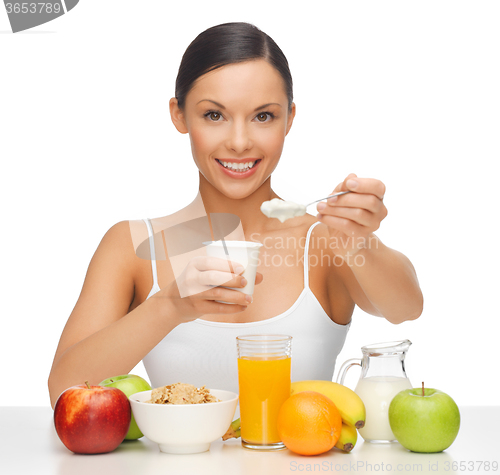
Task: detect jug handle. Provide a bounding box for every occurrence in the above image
[336,358,362,385]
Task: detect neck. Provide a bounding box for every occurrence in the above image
[197,173,279,235]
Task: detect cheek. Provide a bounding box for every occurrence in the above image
[189,127,218,156]
[258,129,286,156]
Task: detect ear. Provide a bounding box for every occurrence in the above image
[169,97,189,134]
[285,102,296,136]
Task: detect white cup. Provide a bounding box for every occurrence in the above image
[203,240,263,302]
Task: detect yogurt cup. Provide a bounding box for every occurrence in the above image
[203,240,263,301]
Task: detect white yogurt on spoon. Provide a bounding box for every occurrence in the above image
[260,198,307,223]
[261,191,352,224]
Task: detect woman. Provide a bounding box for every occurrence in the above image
[48,22,423,408]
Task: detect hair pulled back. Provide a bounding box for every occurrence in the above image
[175,22,293,112]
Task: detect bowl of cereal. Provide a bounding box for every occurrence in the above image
[129,383,238,454]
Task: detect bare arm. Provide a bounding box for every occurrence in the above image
[48,221,257,408]
[334,236,423,324]
[319,174,423,324]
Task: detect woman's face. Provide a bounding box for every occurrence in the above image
[170,59,296,199]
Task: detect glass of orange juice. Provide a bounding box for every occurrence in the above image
[236,334,292,450]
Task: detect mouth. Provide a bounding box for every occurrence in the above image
[215,158,262,178]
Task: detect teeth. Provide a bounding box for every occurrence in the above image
[219,160,256,172]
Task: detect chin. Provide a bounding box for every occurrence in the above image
[201,171,264,201]
[217,183,258,201]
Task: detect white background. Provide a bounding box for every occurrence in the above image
[1,1,498,406]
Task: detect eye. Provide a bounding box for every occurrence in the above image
[255,112,274,122]
[204,111,223,121]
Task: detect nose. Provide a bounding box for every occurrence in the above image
[226,120,252,154]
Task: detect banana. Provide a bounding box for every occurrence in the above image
[335,422,357,452]
[222,418,241,440]
[290,380,366,429]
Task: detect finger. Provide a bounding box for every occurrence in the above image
[324,192,384,213]
[318,206,375,228]
[331,182,344,193]
[193,256,244,274]
[202,287,252,306]
[343,172,358,183]
[198,271,248,288]
[327,173,358,197]
[339,173,358,192]
[343,177,386,200]
[255,272,264,285]
[204,302,249,314]
[316,213,366,236]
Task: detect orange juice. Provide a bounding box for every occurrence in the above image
[237,356,291,445]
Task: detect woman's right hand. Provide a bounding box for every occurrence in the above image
[151,256,263,323]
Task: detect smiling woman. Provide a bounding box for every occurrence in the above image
[48,22,423,409]
[169,58,295,200]
[169,23,295,201]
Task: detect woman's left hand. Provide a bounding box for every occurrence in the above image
[316,173,388,259]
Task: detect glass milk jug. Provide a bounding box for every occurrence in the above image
[337,340,412,443]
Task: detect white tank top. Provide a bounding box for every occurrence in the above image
[141,219,351,394]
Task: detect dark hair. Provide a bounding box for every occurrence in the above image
[175,22,293,112]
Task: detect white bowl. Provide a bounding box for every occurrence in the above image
[129,389,238,454]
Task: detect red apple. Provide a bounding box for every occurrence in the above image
[54,381,131,454]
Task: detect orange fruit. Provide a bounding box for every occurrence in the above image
[277,391,342,456]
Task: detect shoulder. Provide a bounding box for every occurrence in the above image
[102,220,136,242]
[275,213,319,238]
[92,220,145,274]
[307,222,356,282]
[99,220,139,254]
[307,221,334,254]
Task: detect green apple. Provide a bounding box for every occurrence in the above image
[389,386,460,453]
[99,374,151,440]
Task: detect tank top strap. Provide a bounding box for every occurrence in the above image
[303,221,321,288]
[143,218,160,297]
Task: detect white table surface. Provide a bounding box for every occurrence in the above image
[2,407,499,475]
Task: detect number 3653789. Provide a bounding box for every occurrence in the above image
[444,461,498,471]
[5,3,62,14]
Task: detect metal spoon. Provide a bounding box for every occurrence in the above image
[305,190,352,207]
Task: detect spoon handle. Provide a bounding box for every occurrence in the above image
[306,190,352,207]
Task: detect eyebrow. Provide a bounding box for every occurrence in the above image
[196,99,282,111]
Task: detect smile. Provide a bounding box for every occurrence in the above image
[214,158,262,179]
[215,159,260,172]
